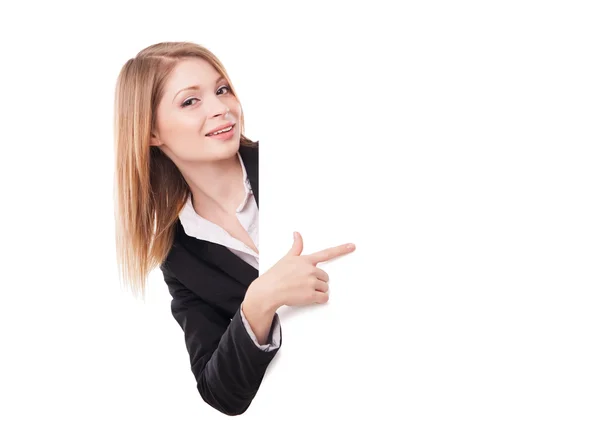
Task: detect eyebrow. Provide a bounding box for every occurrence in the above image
[172,76,227,103]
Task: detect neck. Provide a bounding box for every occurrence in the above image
[179,153,244,218]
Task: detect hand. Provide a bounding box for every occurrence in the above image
[246,231,356,311]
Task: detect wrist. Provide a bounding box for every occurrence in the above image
[241,290,278,347]
[244,285,279,316]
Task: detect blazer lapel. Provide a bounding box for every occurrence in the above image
[176,144,259,288]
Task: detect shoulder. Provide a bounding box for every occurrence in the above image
[160,219,192,276]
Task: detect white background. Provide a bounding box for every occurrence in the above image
[1,1,599,426]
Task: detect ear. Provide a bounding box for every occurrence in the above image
[150,132,162,147]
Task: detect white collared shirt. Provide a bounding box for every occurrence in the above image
[178,151,281,351]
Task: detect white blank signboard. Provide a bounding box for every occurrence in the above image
[1,1,598,427]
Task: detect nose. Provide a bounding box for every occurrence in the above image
[207,96,230,118]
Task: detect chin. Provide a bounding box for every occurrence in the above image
[215,137,240,156]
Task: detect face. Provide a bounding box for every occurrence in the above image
[150,58,242,163]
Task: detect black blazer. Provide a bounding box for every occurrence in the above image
[159,143,280,416]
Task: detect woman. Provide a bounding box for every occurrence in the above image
[113,41,356,416]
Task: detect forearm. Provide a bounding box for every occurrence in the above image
[193,308,280,416]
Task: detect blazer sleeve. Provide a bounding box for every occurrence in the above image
[161,265,281,416]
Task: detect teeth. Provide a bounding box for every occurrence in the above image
[209,125,233,136]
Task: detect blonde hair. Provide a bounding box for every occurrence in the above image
[113,41,257,299]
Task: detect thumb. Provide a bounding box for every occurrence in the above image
[286,231,303,257]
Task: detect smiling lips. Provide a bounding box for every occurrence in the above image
[206,123,235,136]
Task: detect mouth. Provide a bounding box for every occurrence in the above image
[205,123,236,137]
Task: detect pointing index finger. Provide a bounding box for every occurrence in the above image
[305,243,356,265]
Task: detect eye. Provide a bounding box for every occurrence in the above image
[181,97,199,108]
[216,85,231,96]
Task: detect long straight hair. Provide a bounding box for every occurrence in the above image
[113,42,257,299]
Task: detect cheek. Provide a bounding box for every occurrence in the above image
[165,114,206,140]
[225,99,241,117]
[162,117,209,159]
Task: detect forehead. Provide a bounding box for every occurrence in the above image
[164,58,223,93]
